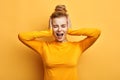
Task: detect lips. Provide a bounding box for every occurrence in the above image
[56,33,64,39]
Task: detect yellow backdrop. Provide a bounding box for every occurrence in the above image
[0,0,120,80]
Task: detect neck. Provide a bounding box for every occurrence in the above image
[55,39,68,43]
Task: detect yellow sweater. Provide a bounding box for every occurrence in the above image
[18,28,101,80]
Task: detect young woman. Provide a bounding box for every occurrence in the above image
[18,5,101,80]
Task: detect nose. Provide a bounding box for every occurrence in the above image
[58,27,62,31]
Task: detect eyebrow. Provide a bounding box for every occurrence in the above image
[53,24,66,26]
[61,23,66,25]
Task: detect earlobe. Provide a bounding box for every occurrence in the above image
[67,17,71,28]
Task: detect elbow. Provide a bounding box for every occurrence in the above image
[94,29,101,38]
[18,33,27,41]
[18,33,28,44]
[89,28,101,38]
[97,29,101,37]
[18,33,23,41]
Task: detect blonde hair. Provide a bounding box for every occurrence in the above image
[49,5,71,29]
[50,5,68,19]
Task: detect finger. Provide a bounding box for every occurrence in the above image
[48,18,52,30]
[67,17,72,28]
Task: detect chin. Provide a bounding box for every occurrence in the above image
[56,38,67,42]
[56,39,64,42]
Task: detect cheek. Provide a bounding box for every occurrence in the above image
[52,27,57,32]
[63,28,68,32]
[52,28,58,36]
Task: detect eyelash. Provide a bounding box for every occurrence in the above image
[53,25,58,28]
[53,25,66,28]
[61,25,66,28]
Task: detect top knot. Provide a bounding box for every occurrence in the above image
[50,5,68,19]
[55,5,67,13]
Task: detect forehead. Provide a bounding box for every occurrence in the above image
[52,17,67,25]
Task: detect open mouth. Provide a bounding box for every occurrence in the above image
[56,33,63,36]
[56,33,64,39]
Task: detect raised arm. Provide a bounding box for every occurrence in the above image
[18,30,52,54]
[68,28,101,52]
[18,30,52,41]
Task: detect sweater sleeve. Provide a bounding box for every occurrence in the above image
[18,30,52,55]
[68,28,101,53]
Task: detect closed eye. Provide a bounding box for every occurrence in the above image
[61,24,66,28]
[53,25,58,28]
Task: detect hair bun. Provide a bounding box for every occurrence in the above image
[55,5,67,13]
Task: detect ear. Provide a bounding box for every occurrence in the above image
[48,18,52,30]
[67,17,72,28]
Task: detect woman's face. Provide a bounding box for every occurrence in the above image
[52,16,68,42]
